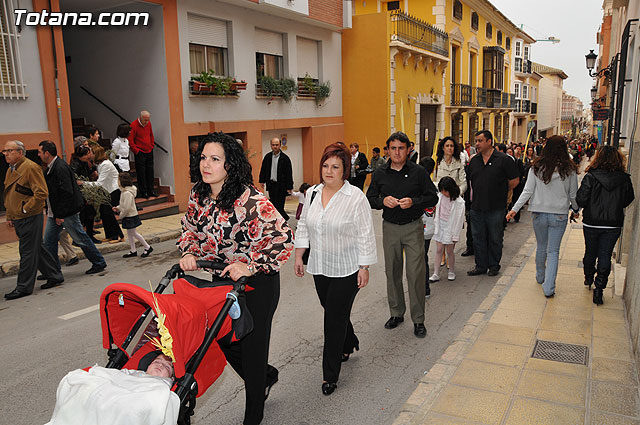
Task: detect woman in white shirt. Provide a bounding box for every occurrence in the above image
[111,123,131,172]
[86,145,124,242]
[294,143,377,396]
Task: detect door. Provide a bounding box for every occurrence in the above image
[420,105,437,159]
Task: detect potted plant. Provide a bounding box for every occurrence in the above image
[279,77,298,102]
[231,79,248,91]
[315,81,331,105]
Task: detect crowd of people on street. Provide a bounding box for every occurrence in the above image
[2,123,633,425]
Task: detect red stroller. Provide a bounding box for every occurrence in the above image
[99,261,252,425]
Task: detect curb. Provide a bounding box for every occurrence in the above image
[0,229,181,278]
[392,233,537,425]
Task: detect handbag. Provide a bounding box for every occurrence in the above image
[301,187,318,265]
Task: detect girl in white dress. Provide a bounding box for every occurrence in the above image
[429,177,465,282]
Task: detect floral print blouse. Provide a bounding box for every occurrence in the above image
[178,186,294,274]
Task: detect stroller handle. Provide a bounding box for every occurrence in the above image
[195,260,227,271]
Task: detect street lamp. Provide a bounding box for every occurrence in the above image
[585,50,597,74]
[590,86,598,101]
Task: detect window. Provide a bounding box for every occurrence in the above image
[515,41,522,57]
[523,45,530,60]
[453,0,462,21]
[506,37,511,50]
[0,0,27,99]
[482,47,504,90]
[522,84,529,100]
[297,37,319,79]
[471,12,478,31]
[497,31,502,46]
[255,29,284,79]
[387,1,400,10]
[469,52,476,85]
[514,82,521,98]
[188,15,229,76]
[486,23,492,39]
[451,45,458,84]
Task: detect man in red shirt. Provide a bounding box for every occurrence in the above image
[129,110,156,198]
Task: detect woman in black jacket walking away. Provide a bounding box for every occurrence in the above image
[576,146,634,305]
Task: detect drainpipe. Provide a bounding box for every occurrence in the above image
[49,0,65,160]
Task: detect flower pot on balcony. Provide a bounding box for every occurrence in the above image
[231,81,247,91]
[192,80,211,93]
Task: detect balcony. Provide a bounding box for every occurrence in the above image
[450,84,515,109]
[514,99,533,114]
[515,58,532,75]
[390,10,449,57]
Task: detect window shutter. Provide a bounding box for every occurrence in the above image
[296,37,318,78]
[255,28,283,56]
[188,14,227,48]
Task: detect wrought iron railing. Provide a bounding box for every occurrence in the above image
[514,99,532,113]
[390,10,449,57]
[450,83,472,106]
[450,85,516,109]
[515,58,532,74]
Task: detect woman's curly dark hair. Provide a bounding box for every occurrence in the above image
[531,135,577,184]
[190,132,253,211]
[436,136,461,164]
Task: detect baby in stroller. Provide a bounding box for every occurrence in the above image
[46,351,180,425]
[45,262,251,425]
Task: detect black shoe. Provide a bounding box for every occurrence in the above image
[90,237,102,245]
[149,191,158,198]
[123,251,137,258]
[584,275,594,289]
[4,289,31,300]
[141,246,154,258]
[36,275,47,281]
[593,288,604,305]
[467,267,487,276]
[136,192,147,199]
[414,323,427,338]
[40,277,64,290]
[321,382,337,396]
[384,316,404,329]
[136,206,143,211]
[66,257,79,266]
[545,292,555,298]
[91,230,100,235]
[264,373,278,401]
[487,267,500,276]
[461,249,474,257]
[86,265,106,275]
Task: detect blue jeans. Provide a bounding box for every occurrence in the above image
[532,212,568,296]
[470,209,505,271]
[582,226,621,289]
[44,213,107,270]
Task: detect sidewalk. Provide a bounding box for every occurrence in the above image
[394,223,640,425]
[0,213,184,277]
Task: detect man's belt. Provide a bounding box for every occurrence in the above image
[385,216,422,226]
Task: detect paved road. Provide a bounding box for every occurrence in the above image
[0,209,533,425]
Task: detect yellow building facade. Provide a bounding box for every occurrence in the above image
[343,0,533,159]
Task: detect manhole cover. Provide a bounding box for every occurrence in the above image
[531,339,588,365]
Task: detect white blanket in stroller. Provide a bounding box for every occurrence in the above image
[45,365,180,425]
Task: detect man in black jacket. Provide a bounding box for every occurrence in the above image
[38,141,107,275]
[367,132,438,338]
[259,137,293,220]
[348,143,369,190]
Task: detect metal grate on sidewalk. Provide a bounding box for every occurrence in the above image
[531,339,589,365]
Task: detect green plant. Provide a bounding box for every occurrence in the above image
[258,75,279,98]
[301,73,316,93]
[75,173,111,220]
[191,71,236,95]
[315,81,331,105]
[279,77,298,102]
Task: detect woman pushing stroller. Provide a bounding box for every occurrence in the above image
[178,132,294,425]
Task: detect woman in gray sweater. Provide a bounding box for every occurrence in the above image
[507,136,579,297]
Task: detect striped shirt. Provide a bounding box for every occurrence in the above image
[295,181,377,278]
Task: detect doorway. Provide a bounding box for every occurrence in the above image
[419,105,437,159]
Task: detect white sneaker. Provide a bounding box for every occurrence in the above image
[448,271,456,281]
[429,274,440,282]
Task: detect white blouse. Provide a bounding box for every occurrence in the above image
[295,181,377,278]
[86,160,120,194]
[111,137,130,171]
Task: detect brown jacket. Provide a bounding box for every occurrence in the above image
[3,156,48,220]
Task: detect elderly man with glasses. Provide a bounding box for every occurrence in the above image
[2,141,64,300]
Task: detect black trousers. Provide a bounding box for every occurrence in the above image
[583,226,621,289]
[80,203,96,236]
[13,213,62,293]
[424,239,432,295]
[217,272,280,425]
[100,190,123,240]
[134,150,155,196]
[313,272,360,383]
[268,183,289,220]
[465,207,473,252]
